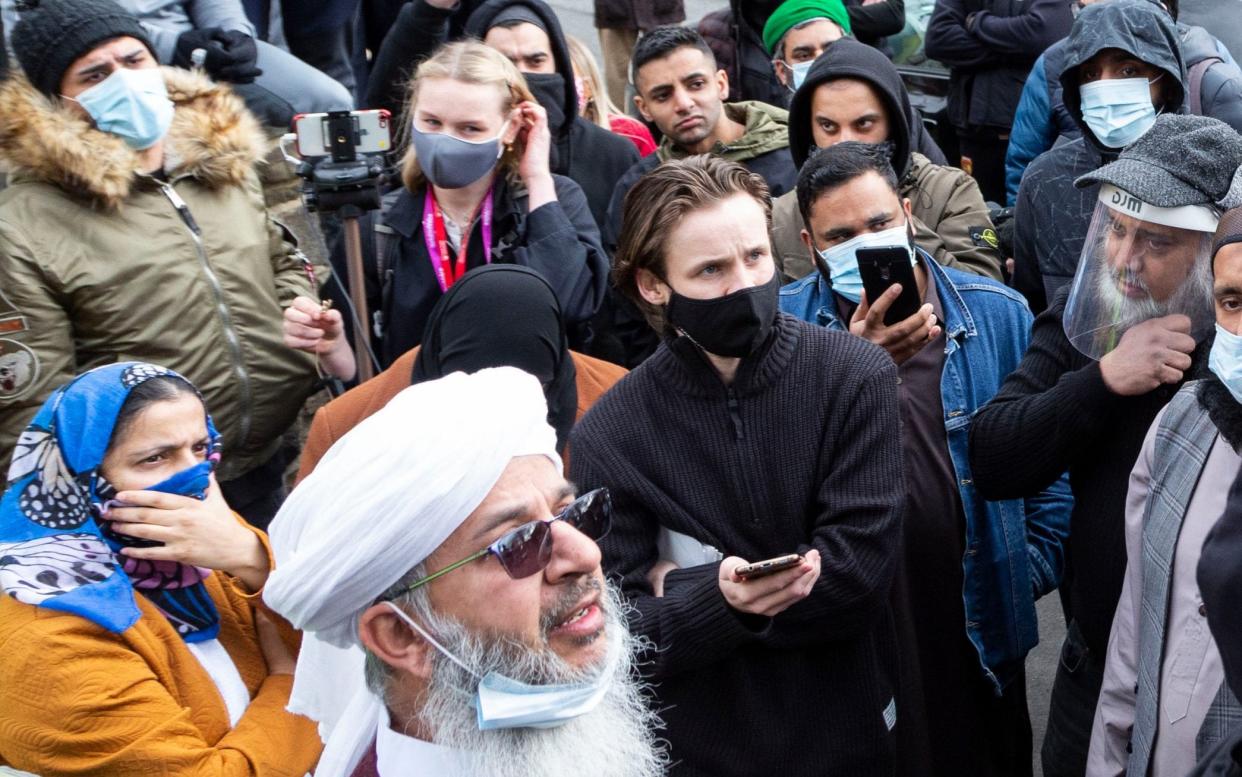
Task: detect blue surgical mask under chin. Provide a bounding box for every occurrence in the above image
[383,601,618,731]
[816,223,916,303]
[1210,323,1242,405]
[66,67,175,151]
[1079,76,1160,149]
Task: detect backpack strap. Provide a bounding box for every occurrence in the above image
[1189,56,1223,117]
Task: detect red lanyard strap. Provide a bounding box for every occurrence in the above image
[422,186,494,293]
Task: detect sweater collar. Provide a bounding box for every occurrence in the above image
[652,312,801,398]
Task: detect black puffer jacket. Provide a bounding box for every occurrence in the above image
[1012,0,1187,312]
[924,0,1071,131]
[364,0,639,231]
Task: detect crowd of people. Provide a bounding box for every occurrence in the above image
[3,0,1242,775]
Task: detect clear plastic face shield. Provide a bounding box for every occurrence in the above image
[1063,184,1218,359]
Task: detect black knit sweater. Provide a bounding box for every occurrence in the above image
[968,289,1182,656]
[569,313,907,776]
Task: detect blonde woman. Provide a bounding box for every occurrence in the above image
[567,35,657,156]
[339,41,608,367]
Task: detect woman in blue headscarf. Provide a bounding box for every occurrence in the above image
[0,363,321,775]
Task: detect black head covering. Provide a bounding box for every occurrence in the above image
[787,38,918,178]
[411,265,578,452]
[1059,0,1187,152]
[465,0,578,142]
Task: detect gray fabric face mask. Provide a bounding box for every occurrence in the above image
[411,125,504,189]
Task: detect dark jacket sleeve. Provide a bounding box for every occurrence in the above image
[924,0,1005,69]
[846,0,907,40]
[1006,58,1055,206]
[970,0,1072,57]
[365,0,453,117]
[1011,164,1048,313]
[968,293,1116,500]
[761,360,905,647]
[603,159,646,254]
[510,176,608,324]
[1200,59,1242,134]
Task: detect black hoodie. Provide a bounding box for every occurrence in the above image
[364,0,639,231]
[787,38,948,177]
[1012,0,1187,312]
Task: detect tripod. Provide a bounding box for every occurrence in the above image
[292,112,391,383]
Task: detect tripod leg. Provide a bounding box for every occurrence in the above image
[342,215,376,382]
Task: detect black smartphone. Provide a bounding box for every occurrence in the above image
[857,246,922,326]
[735,554,803,581]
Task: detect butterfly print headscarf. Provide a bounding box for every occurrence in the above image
[0,362,222,640]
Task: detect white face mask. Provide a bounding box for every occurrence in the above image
[384,602,618,730]
[816,222,915,303]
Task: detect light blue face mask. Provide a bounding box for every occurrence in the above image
[1210,323,1242,405]
[384,601,618,731]
[1079,76,1160,150]
[816,223,916,303]
[66,67,174,151]
[786,60,814,92]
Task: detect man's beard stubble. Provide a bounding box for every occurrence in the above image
[393,578,668,777]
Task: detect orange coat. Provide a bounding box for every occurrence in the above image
[0,530,322,776]
[296,348,627,482]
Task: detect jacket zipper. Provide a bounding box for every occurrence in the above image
[726,387,764,524]
[159,182,254,448]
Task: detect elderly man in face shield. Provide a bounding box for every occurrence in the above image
[970,113,1242,777]
[262,367,666,777]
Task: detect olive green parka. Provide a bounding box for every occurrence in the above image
[0,68,319,479]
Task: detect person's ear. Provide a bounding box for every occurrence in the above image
[800,227,816,254]
[502,108,522,146]
[902,197,914,221]
[634,93,653,123]
[716,68,730,101]
[773,59,790,87]
[358,603,435,682]
[636,267,671,307]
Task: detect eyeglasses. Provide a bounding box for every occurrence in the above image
[381,488,612,600]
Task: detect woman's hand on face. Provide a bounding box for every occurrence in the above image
[283,296,356,380]
[108,475,271,592]
[516,101,555,200]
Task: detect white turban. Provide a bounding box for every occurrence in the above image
[263,367,561,775]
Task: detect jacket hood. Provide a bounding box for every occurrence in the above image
[788,38,916,179]
[1059,0,1187,153]
[0,67,265,210]
[464,0,577,140]
[656,100,790,162]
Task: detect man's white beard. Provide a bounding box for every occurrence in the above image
[394,579,667,777]
[1092,260,1212,333]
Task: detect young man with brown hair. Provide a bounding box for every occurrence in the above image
[569,154,910,776]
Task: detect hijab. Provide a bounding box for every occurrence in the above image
[0,362,222,640]
[412,265,578,451]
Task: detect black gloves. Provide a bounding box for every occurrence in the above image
[173,27,263,84]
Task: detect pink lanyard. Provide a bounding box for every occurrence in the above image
[422,186,494,293]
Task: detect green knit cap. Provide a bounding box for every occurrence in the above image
[762,0,853,56]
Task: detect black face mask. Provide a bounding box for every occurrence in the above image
[524,72,568,134]
[665,270,780,358]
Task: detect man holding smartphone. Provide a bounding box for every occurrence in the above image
[569,155,909,776]
[780,141,1073,776]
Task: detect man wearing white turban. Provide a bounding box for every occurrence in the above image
[263,367,666,777]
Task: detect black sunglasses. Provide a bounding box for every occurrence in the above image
[382,488,612,599]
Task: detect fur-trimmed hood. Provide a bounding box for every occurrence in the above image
[0,67,265,209]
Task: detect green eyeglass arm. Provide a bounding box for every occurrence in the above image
[387,547,491,599]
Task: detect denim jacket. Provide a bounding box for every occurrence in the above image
[779,253,1073,692]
